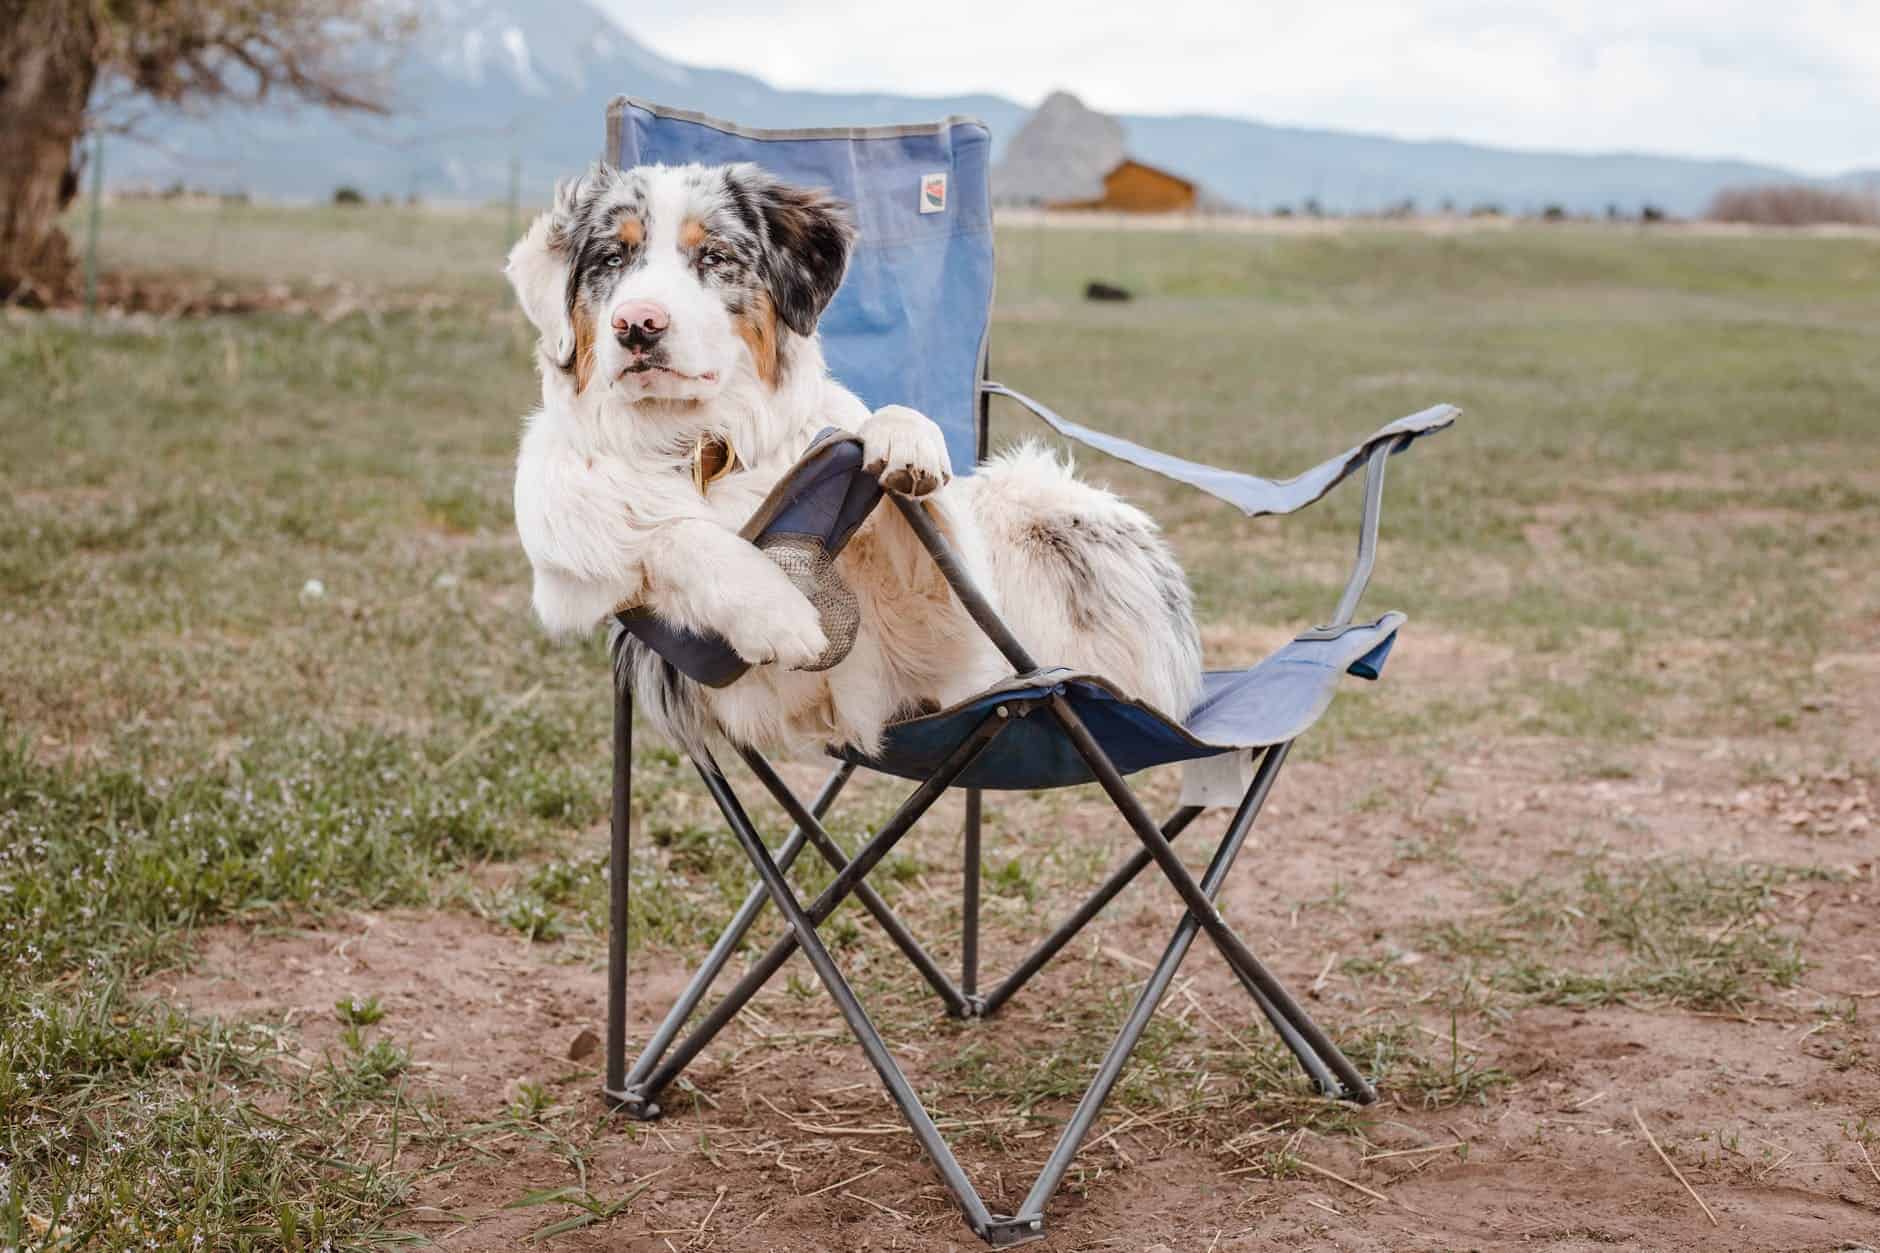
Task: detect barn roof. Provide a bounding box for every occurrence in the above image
[991,90,1125,204]
[1107,159,1196,192]
[992,91,1215,207]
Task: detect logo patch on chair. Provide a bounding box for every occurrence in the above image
[919,171,948,214]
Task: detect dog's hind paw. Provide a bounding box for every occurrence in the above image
[862,404,952,496]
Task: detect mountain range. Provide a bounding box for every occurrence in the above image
[105,0,1877,217]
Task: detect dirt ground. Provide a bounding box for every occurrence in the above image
[154,659,1880,1252]
[50,208,1868,1250]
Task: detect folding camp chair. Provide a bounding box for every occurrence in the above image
[597,96,1458,1246]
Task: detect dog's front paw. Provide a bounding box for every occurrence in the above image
[862,405,952,496]
[720,583,830,670]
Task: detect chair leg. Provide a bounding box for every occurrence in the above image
[604,670,633,1105]
[704,755,1004,1238]
[1007,744,1286,1215]
[605,673,1363,1242]
[612,762,855,1114]
[631,714,1006,1106]
[978,748,1340,1091]
[738,749,969,1017]
[980,805,1203,1016]
[1049,697,1377,1104]
[962,788,981,1003]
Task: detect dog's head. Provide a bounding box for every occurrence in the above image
[506,162,855,404]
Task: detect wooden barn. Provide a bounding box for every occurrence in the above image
[1048,159,1197,213]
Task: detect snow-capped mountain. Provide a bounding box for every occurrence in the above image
[103,0,1873,216]
[106,0,1022,205]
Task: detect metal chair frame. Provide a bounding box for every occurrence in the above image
[597,378,1412,1245]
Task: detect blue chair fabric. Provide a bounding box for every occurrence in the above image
[845,615,1402,790]
[609,98,995,475]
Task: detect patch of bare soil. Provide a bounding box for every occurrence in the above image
[150,660,1880,1250]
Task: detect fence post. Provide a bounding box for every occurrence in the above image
[503,153,523,310]
[506,153,521,247]
[83,131,103,322]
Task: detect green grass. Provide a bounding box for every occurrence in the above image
[89,197,520,298]
[4,201,1878,1243]
[989,222,1879,762]
[3,979,426,1250]
[1409,855,1822,1011]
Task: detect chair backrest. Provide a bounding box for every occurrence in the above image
[608,97,994,474]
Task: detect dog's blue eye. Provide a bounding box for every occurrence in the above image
[606,254,624,269]
[700,250,725,268]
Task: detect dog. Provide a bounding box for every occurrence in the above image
[506,160,1202,759]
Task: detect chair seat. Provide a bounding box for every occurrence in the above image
[841,613,1404,790]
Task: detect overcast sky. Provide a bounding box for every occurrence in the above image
[594,0,1880,175]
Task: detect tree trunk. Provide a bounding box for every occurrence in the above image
[0,7,98,304]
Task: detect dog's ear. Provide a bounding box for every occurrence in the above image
[505,168,593,370]
[731,165,856,338]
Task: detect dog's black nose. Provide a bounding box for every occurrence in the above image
[612,300,669,351]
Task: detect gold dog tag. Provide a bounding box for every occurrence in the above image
[692,433,739,495]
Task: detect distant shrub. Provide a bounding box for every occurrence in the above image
[1272,204,1294,217]
[332,185,366,206]
[1708,183,1877,226]
[1303,197,1325,218]
[1469,202,1503,218]
[1640,204,1667,224]
[1541,204,1567,222]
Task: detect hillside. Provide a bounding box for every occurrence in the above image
[101,0,1864,216]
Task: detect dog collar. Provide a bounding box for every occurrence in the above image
[692,433,740,495]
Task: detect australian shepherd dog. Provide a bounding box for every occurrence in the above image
[506,161,1202,758]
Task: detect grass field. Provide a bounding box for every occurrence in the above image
[2,199,1877,1250]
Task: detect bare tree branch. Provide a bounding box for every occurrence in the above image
[87,0,417,118]
[1,0,417,299]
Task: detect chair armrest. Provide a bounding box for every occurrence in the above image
[981,381,1457,519]
[1324,439,1397,629]
[612,430,883,688]
[982,383,1459,629]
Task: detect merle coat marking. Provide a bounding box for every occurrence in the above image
[507,162,1201,758]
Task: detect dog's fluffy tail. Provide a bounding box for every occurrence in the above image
[963,441,1203,716]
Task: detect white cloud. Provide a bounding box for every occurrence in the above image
[591,0,1880,173]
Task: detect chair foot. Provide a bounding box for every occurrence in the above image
[947,993,991,1021]
[1333,1076,1379,1105]
[981,1214,1047,1247]
[602,1084,663,1121]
